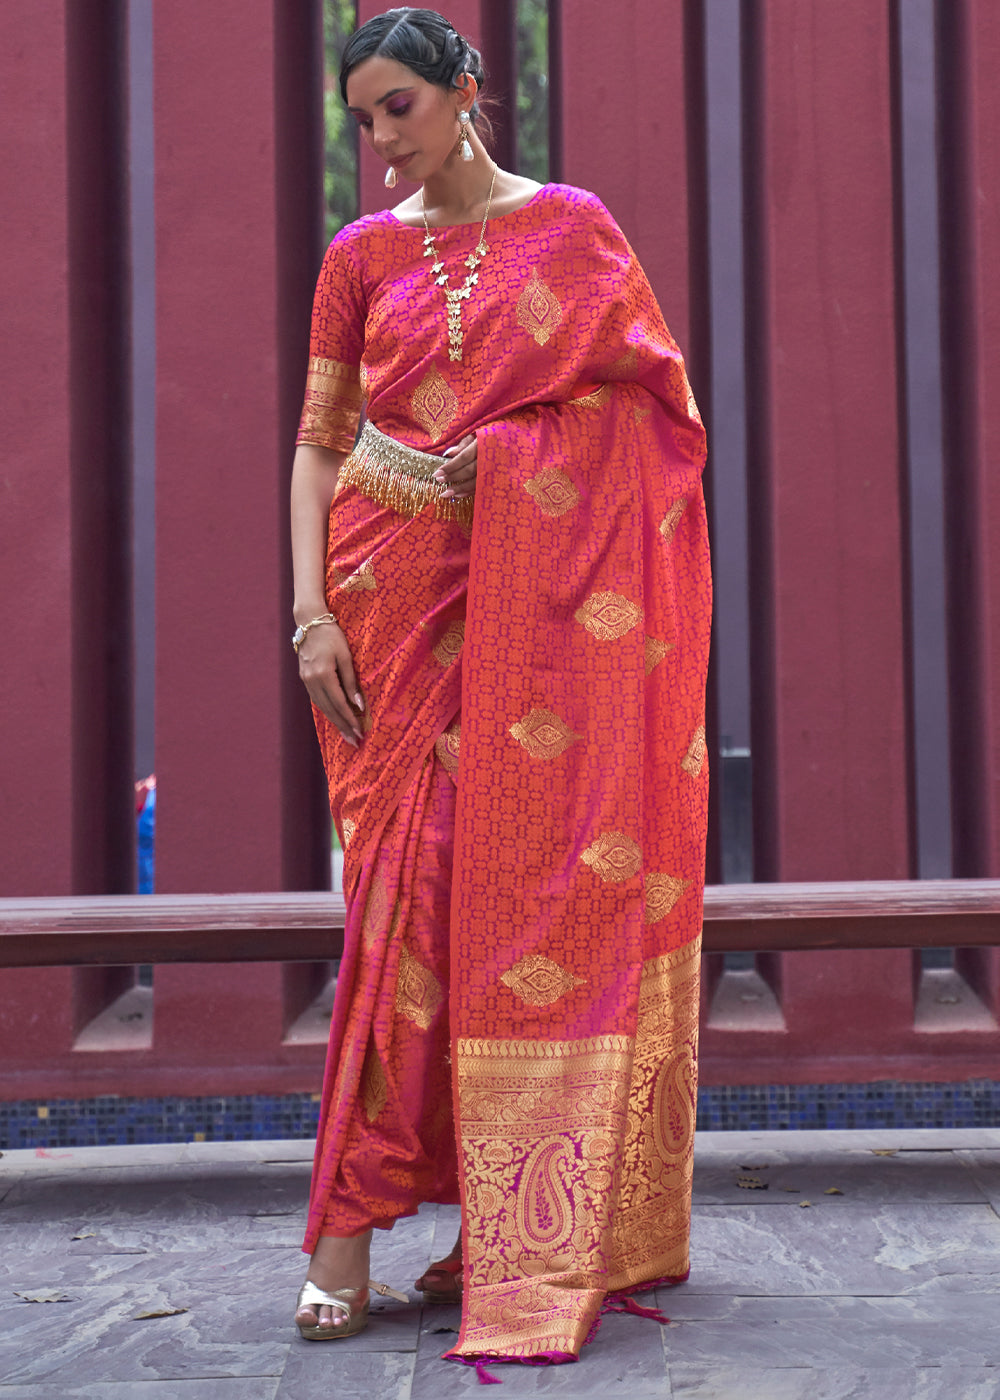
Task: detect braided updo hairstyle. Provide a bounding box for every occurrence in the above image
[339,8,492,138]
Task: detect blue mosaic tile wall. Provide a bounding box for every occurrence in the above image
[1,1081,999,1150]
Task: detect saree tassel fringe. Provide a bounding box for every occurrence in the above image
[338,419,475,527]
[602,1295,671,1324]
[449,1351,580,1384]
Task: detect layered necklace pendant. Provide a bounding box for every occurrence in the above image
[421,163,498,363]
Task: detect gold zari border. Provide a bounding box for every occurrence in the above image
[337,419,473,526]
[606,934,702,1292]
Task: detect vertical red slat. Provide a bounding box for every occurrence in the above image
[0,3,131,1091]
[940,0,1000,881]
[478,0,517,173]
[1,6,76,900]
[703,0,914,1084]
[152,0,294,1069]
[275,0,333,893]
[555,0,695,354]
[745,0,910,883]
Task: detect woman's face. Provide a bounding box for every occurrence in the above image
[345,56,464,185]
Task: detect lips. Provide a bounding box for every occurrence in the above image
[389,153,415,172]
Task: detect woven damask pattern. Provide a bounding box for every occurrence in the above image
[297,187,712,1363]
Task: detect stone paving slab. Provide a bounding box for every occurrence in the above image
[2,1129,999,1397]
[667,1366,1000,1399]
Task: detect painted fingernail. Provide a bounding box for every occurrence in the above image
[354,692,365,711]
[344,733,358,748]
[433,469,446,483]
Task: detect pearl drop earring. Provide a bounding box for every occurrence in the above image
[384,164,398,189]
[458,110,474,161]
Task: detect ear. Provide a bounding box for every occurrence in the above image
[456,71,479,111]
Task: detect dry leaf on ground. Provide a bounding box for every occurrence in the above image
[133,1307,189,1320]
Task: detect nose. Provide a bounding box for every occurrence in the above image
[371,116,396,157]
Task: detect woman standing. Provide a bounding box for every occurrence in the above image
[290,7,711,1372]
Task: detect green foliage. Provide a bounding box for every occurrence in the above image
[516,0,549,183]
[324,0,358,242]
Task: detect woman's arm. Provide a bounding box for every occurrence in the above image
[290,442,364,746]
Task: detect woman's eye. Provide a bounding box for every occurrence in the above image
[387,103,410,118]
[352,114,372,129]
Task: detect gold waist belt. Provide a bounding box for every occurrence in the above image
[337,419,474,528]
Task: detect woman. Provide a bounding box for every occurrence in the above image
[290,7,710,1373]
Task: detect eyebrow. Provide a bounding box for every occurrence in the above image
[347,86,414,113]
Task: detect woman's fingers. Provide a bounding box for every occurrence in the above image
[298,627,364,744]
[435,433,477,498]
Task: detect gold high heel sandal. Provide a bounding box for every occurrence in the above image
[295,1279,408,1341]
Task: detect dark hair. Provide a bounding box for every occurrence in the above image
[339,8,491,136]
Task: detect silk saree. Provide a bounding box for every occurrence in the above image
[296,185,711,1366]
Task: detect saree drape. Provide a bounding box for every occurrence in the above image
[296,185,710,1365]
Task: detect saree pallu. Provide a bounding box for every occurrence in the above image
[305,376,710,1364]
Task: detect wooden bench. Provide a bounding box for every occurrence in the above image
[2,880,1000,967]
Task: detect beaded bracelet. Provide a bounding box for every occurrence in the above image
[291,613,337,653]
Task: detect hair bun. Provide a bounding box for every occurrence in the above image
[339,8,493,141]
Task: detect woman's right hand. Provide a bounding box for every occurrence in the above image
[297,620,364,746]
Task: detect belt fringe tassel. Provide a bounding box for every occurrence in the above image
[338,420,474,528]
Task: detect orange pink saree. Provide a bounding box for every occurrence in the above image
[296,185,710,1367]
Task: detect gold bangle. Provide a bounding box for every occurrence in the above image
[292,613,337,653]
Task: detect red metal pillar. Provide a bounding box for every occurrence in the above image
[703,0,913,1080]
[152,0,329,1086]
[744,0,910,884]
[554,0,700,359]
[941,0,1000,880]
[0,2,131,1093]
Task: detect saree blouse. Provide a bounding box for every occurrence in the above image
[296,183,703,467]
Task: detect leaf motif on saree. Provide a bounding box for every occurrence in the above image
[517,1139,574,1250]
[516,270,563,346]
[643,873,691,925]
[411,364,459,441]
[580,831,642,883]
[395,944,444,1030]
[523,467,580,517]
[573,591,643,641]
[644,636,672,675]
[432,620,466,667]
[361,873,389,948]
[680,724,707,778]
[341,817,356,846]
[659,497,689,543]
[500,954,586,1008]
[335,556,376,592]
[361,1040,387,1124]
[508,708,581,761]
[434,719,461,778]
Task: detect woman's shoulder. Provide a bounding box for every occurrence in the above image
[529,184,626,247]
[326,209,399,258]
[532,183,615,223]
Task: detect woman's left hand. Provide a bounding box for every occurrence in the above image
[434,432,477,499]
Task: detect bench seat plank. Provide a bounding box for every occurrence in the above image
[1,881,999,967]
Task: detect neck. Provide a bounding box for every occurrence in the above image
[420,138,496,224]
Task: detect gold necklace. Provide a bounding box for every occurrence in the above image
[420,164,498,362]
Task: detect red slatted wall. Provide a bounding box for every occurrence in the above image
[0,0,998,1099]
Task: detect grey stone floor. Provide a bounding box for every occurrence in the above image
[1,1127,999,1399]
